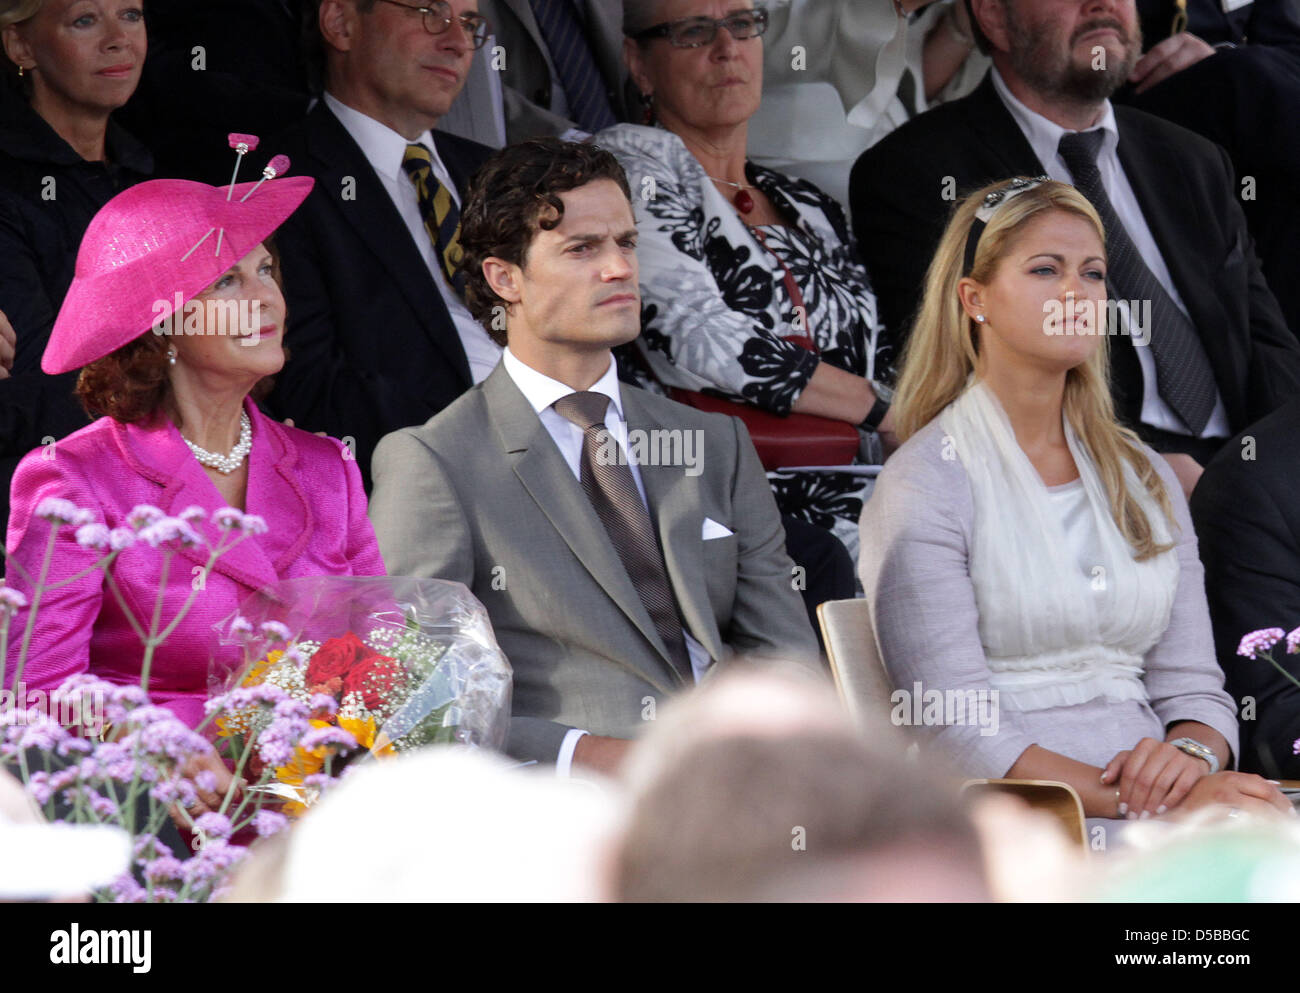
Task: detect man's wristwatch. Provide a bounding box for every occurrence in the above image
[1169,737,1220,774]
[860,380,895,433]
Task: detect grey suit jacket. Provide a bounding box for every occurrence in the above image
[369,363,819,763]
[479,0,631,142]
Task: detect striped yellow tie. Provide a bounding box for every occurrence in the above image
[401,143,466,297]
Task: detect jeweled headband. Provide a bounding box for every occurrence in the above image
[962,176,1051,276]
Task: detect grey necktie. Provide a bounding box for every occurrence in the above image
[1057,130,1218,435]
[553,391,692,683]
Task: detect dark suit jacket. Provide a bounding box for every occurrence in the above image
[479,0,633,142]
[849,73,1300,436]
[1120,2,1300,334]
[1137,0,1300,53]
[369,363,820,763]
[1190,397,1300,778]
[0,92,152,539]
[264,102,493,489]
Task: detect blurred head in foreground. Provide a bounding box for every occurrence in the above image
[223,747,620,902]
[612,665,991,902]
[0,766,130,902]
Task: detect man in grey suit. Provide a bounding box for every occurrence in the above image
[369,138,818,775]
[478,0,631,142]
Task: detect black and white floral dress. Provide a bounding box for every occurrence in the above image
[596,123,894,563]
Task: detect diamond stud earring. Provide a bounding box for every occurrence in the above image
[168,346,177,366]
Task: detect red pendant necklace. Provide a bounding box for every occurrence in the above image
[710,174,757,215]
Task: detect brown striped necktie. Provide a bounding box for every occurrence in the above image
[553,391,692,683]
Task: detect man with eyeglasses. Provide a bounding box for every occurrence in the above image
[263,0,502,490]
[478,0,631,143]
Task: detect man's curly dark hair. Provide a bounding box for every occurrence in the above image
[459,137,633,346]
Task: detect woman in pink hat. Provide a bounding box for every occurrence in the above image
[4,166,386,809]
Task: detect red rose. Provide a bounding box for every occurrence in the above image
[342,654,407,713]
[306,632,370,687]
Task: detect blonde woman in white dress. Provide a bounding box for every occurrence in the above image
[859,178,1291,830]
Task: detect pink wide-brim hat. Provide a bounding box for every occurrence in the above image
[42,176,315,375]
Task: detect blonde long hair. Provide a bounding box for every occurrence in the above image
[893,178,1176,561]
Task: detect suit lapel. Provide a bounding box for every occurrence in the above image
[968,74,1049,179]
[484,366,680,673]
[623,389,723,663]
[308,104,472,386]
[503,0,548,54]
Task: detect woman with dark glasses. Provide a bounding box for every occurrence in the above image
[597,2,891,565]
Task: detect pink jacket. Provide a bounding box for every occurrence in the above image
[4,398,385,727]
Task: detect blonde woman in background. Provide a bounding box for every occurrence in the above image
[858,178,1291,832]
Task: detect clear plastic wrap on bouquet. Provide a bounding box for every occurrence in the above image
[210,577,512,786]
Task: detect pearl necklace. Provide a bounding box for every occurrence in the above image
[184,411,252,474]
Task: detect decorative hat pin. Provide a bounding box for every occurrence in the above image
[226,133,260,200]
[184,135,291,260]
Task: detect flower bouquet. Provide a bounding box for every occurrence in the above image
[211,576,512,816]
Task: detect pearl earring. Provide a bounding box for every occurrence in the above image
[168,347,177,366]
[17,66,23,78]
[975,315,987,324]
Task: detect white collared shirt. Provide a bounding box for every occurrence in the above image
[990,69,1229,440]
[500,347,713,775]
[323,92,503,383]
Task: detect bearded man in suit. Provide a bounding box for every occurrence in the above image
[850,0,1300,496]
[369,138,819,775]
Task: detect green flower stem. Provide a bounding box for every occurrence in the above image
[220,730,257,815]
[10,527,58,693]
[1258,649,1300,693]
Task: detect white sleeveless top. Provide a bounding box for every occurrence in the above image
[938,382,1180,712]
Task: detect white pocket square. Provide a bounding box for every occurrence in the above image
[702,517,735,540]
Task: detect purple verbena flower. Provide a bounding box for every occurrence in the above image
[308,693,338,717]
[108,527,136,551]
[142,855,185,883]
[25,771,52,806]
[137,517,203,549]
[193,811,232,840]
[229,615,254,640]
[107,873,147,903]
[1287,627,1300,655]
[273,697,307,720]
[75,523,111,551]
[0,587,29,613]
[109,684,148,708]
[126,504,164,530]
[36,497,90,525]
[300,726,358,753]
[251,810,289,838]
[259,620,293,645]
[88,792,118,818]
[56,737,93,759]
[1237,628,1286,659]
[178,505,206,525]
[194,770,218,793]
[240,514,267,536]
[213,507,244,530]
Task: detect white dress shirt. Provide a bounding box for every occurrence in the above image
[323,92,503,383]
[500,347,712,775]
[990,69,1229,439]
